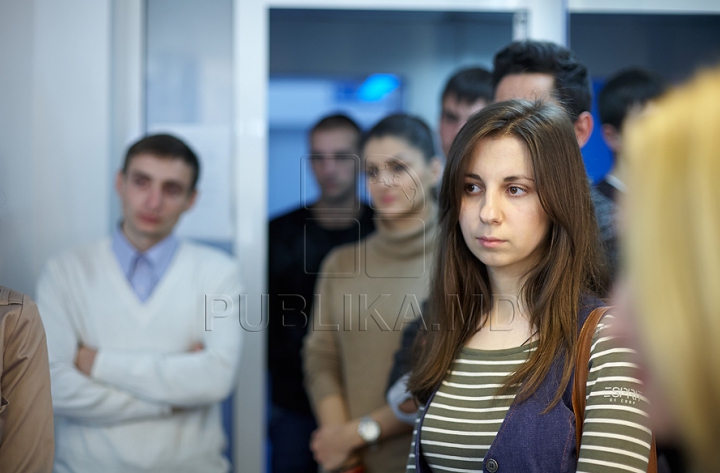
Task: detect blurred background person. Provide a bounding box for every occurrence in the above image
[438,67,494,158]
[0,286,54,472]
[303,114,442,473]
[622,67,720,473]
[597,67,667,203]
[267,114,374,473]
[37,135,243,473]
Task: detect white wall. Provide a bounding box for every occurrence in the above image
[110,0,144,231]
[0,0,112,295]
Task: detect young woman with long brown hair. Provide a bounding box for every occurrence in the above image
[406,100,652,472]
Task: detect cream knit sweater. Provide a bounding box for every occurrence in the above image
[304,209,438,473]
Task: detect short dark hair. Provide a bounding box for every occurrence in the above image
[362,114,435,162]
[599,68,667,130]
[442,67,494,105]
[123,134,200,190]
[493,40,591,121]
[310,114,362,149]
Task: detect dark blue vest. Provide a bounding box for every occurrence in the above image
[414,297,601,473]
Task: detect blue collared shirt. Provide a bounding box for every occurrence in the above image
[111,226,179,302]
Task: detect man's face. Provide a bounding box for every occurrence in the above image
[309,127,360,203]
[439,93,488,157]
[494,72,594,147]
[116,153,196,249]
[494,72,556,104]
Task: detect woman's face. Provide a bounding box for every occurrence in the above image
[364,136,439,217]
[459,135,550,280]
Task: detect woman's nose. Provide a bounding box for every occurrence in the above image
[479,193,501,224]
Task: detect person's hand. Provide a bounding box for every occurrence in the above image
[399,397,418,414]
[325,454,363,473]
[310,422,362,471]
[75,344,97,376]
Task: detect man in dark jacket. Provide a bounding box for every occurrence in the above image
[268,114,374,473]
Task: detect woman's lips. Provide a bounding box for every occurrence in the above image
[380,194,396,205]
[479,237,506,248]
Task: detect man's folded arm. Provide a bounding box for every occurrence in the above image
[91,336,241,407]
[37,265,171,425]
[49,364,171,424]
[91,267,243,407]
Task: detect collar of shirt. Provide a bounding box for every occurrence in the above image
[111,225,180,282]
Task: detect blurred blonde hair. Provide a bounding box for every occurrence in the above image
[624,68,720,471]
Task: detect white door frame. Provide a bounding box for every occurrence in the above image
[231,1,566,472]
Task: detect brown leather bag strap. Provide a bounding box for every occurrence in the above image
[573,306,608,451]
[572,306,657,473]
[648,436,657,473]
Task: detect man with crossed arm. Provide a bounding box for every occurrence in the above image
[37,134,242,473]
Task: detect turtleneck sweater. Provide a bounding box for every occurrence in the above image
[303,206,438,473]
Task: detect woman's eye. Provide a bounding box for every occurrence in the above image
[464,183,481,194]
[365,167,378,178]
[508,186,527,196]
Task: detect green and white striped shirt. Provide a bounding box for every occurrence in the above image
[406,313,652,473]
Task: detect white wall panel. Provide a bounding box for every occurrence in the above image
[233,1,269,472]
[0,0,112,295]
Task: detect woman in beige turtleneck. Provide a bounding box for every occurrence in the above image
[303,114,442,473]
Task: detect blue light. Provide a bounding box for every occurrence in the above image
[357,74,400,102]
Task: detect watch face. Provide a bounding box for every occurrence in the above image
[359,417,380,443]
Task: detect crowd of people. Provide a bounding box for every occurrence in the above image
[1,37,718,473]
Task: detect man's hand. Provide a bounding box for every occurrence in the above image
[75,344,97,376]
[310,421,363,471]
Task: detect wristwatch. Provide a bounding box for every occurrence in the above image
[357,416,381,445]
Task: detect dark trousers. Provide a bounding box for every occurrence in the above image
[269,405,318,473]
